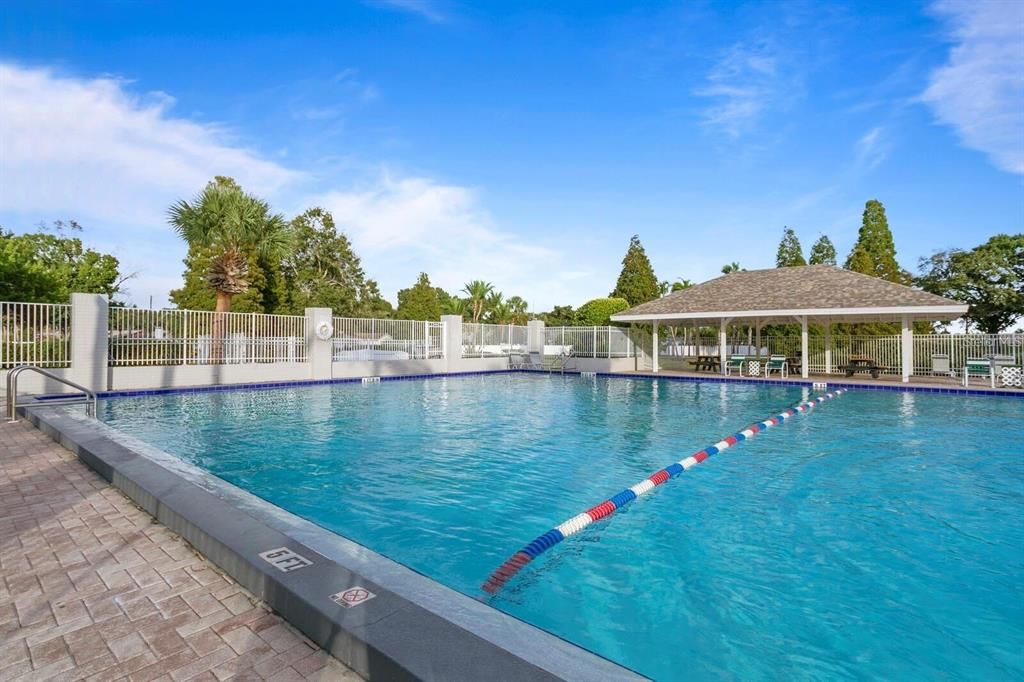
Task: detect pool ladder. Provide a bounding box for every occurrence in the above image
[6,365,97,423]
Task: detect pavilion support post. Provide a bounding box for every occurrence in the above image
[651,323,659,373]
[901,314,912,383]
[824,322,832,375]
[800,316,809,379]
[719,319,728,374]
[755,321,762,360]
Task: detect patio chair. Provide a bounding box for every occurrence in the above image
[724,354,746,376]
[764,355,788,378]
[962,358,994,388]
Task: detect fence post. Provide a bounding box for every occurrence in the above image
[901,314,912,383]
[824,323,832,375]
[69,293,108,393]
[441,315,463,372]
[305,308,333,380]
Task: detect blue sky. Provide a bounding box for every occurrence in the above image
[1,0,1021,310]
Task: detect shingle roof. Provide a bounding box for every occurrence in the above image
[611,265,966,323]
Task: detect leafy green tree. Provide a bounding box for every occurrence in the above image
[775,227,806,267]
[167,178,290,315]
[280,207,387,317]
[396,273,442,321]
[808,235,837,265]
[0,231,61,302]
[917,234,1024,333]
[0,224,125,302]
[461,280,494,322]
[574,297,630,326]
[721,262,744,274]
[671,279,694,292]
[844,199,908,283]
[540,305,575,326]
[610,235,659,305]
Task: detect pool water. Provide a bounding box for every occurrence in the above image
[100,375,1024,680]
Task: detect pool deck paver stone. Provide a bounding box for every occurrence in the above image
[0,420,362,682]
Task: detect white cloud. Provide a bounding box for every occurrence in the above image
[307,174,584,312]
[366,0,448,23]
[921,0,1024,175]
[695,41,782,138]
[0,62,592,311]
[855,126,889,170]
[0,64,302,226]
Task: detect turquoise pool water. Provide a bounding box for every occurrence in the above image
[100,375,1024,680]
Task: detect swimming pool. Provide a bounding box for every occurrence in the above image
[99,374,1024,680]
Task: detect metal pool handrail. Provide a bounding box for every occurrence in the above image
[482,388,847,595]
[7,365,97,422]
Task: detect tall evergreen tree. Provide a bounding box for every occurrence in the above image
[808,235,837,265]
[844,200,907,283]
[395,273,442,321]
[610,235,659,305]
[775,227,807,267]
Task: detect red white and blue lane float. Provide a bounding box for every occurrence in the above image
[482,388,847,595]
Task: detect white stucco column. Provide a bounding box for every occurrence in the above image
[305,308,333,380]
[719,319,727,374]
[901,314,912,383]
[442,315,464,373]
[69,293,108,393]
[800,315,809,379]
[651,324,659,373]
[824,322,832,375]
[527,319,545,355]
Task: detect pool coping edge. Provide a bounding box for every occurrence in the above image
[20,404,647,682]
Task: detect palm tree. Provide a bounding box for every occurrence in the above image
[721,262,743,274]
[461,280,494,323]
[489,301,513,324]
[507,295,528,324]
[445,297,469,319]
[167,178,290,361]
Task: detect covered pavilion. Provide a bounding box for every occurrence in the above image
[610,265,968,382]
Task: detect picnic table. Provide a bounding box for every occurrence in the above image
[693,355,721,372]
[843,354,883,379]
[785,356,802,376]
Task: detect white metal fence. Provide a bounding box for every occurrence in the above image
[462,323,527,357]
[109,308,307,366]
[0,302,72,368]
[544,326,633,358]
[333,317,443,361]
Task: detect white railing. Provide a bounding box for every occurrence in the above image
[109,308,307,366]
[543,326,633,358]
[462,323,528,358]
[0,302,72,368]
[333,317,443,361]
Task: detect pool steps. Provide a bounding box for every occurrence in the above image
[482,388,846,595]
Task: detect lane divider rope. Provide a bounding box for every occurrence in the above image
[482,388,846,594]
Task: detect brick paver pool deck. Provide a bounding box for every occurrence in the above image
[0,420,360,682]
